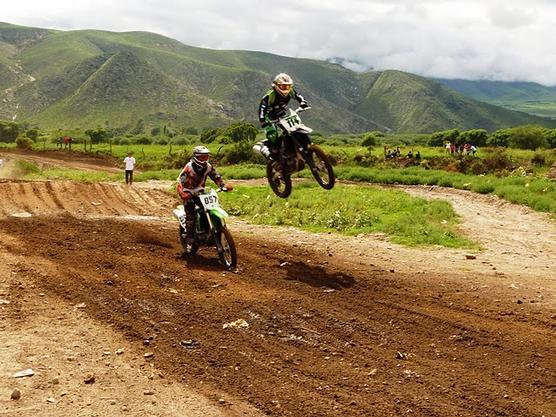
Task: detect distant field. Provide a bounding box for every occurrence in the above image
[497,101,556,118]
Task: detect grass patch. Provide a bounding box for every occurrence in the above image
[221,184,478,249]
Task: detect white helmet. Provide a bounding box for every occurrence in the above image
[273,73,293,97]
[192,145,210,168]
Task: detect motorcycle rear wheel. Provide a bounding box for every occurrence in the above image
[215,226,237,270]
[266,161,292,198]
[307,144,335,190]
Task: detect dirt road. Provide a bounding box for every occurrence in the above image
[0,151,554,417]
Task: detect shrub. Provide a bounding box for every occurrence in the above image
[135,136,152,145]
[16,135,33,149]
[531,152,546,166]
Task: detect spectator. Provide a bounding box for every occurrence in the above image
[471,145,477,156]
[407,150,413,159]
[57,137,63,149]
[415,151,421,162]
[123,152,136,185]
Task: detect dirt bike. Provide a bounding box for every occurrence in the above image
[266,107,335,198]
[173,187,237,270]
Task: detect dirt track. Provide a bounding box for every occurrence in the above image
[0,151,555,417]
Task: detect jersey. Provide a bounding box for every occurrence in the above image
[258,88,306,126]
[176,161,224,200]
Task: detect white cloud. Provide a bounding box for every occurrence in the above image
[3,0,556,85]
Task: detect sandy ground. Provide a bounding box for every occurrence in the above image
[0,150,554,417]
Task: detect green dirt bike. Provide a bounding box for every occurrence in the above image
[266,107,335,198]
[173,187,237,270]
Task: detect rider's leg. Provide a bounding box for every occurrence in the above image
[183,198,196,247]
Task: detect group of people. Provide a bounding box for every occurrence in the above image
[384,146,421,161]
[57,135,73,149]
[446,142,477,156]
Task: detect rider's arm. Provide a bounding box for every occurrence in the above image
[258,95,271,127]
[293,89,308,107]
[177,165,193,199]
[207,165,225,188]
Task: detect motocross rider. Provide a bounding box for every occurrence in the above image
[177,146,232,251]
[254,73,309,160]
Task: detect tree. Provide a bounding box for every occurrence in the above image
[0,121,20,142]
[459,129,488,147]
[428,128,459,147]
[506,125,547,150]
[26,128,40,141]
[224,123,258,143]
[131,119,145,135]
[84,128,108,144]
[546,129,556,148]
[361,132,380,148]
[487,129,510,147]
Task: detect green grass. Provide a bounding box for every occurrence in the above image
[220,183,478,248]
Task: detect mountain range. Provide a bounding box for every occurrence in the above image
[1,22,554,134]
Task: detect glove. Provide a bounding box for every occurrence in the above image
[300,101,309,109]
[265,124,278,143]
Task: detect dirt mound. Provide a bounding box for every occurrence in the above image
[0,180,175,218]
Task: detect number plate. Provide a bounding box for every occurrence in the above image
[282,114,301,131]
[200,192,220,210]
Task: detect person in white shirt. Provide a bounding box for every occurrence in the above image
[123,152,136,185]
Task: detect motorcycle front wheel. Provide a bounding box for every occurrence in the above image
[307,144,335,190]
[266,161,292,198]
[215,226,237,270]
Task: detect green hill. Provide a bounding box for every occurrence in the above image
[436,78,556,119]
[1,22,554,133]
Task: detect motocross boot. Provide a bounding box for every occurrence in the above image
[184,217,196,253]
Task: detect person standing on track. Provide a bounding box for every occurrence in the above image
[123,151,136,185]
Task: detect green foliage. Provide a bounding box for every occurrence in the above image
[135,136,152,145]
[25,128,40,141]
[0,121,20,142]
[222,184,477,248]
[428,129,460,147]
[200,128,221,144]
[223,123,258,143]
[459,129,488,146]
[506,125,548,150]
[15,135,34,149]
[361,131,382,147]
[547,130,556,148]
[85,127,108,144]
[487,130,510,147]
[131,119,146,135]
[150,126,161,136]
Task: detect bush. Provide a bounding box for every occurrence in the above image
[531,152,546,166]
[16,136,33,150]
[135,136,152,145]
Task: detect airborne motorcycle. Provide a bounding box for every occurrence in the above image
[173,188,237,270]
[265,107,335,198]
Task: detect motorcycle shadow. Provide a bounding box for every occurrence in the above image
[283,261,355,290]
[178,249,226,271]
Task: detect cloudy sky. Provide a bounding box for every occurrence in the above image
[4,0,556,85]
